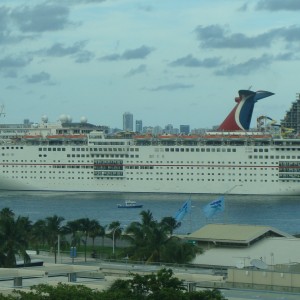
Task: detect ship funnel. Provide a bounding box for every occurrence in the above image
[218,90,274,131]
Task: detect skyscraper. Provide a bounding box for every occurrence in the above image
[123,112,133,131]
[136,120,143,133]
[180,125,190,135]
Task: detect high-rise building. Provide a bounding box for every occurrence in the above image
[165,124,173,134]
[123,112,133,131]
[180,125,190,135]
[136,120,143,133]
[281,93,300,134]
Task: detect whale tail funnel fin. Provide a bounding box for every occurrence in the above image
[218,90,274,131]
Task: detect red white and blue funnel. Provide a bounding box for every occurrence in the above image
[218,90,274,131]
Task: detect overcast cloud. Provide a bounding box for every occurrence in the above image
[0,0,300,129]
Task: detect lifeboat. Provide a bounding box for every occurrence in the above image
[180,135,200,140]
[133,134,152,139]
[46,135,66,139]
[157,134,178,140]
[46,134,86,139]
[22,135,43,139]
[65,134,86,139]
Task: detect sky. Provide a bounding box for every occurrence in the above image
[1,0,300,130]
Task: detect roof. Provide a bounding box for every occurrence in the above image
[183,224,292,246]
[192,237,300,268]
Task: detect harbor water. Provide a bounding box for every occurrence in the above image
[0,191,300,235]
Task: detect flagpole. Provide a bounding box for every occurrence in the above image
[224,184,242,224]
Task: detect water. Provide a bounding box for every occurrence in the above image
[0,191,300,235]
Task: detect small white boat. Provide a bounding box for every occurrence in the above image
[117,200,143,208]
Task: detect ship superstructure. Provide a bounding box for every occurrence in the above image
[1,90,300,195]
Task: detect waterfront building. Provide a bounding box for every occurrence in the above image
[123,112,133,131]
[135,120,143,133]
[180,125,190,135]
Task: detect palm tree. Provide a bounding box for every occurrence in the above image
[0,208,32,267]
[160,216,181,235]
[63,219,82,248]
[76,218,97,262]
[31,219,48,252]
[45,215,65,263]
[124,210,199,264]
[88,220,105,249]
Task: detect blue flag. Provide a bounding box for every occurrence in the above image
[174,199,192,222]
[203,196,225,218]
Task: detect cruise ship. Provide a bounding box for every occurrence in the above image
[0,89,300,195]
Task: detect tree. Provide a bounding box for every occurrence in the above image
[63,219,82,248]
[0,208,31,267]
[0,270,227,300]
[45,215,65,263]
[76,218,98,262]
[31,219,48,252]
[124,210,199,263]
[160,216,181,235]
[89,220,105,249]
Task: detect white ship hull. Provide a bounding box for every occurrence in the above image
[0,137,300,195]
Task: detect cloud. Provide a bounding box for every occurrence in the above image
[44,41,86,57]
[256,0,300,11]
[37,41,94,63]
[26,71,51,83]
[125,64,147,77]
[0,56,32,70]
[169,54,223,68]
[194,24,275,48]
[11,3,70,32]
[215,54,272,76]
[275,52,299,61]
[194,24,300,49]
[145,83,194,91]
[100,45,154,61]
[74,50,95,63]
[0,6,33,44]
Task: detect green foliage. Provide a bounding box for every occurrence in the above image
[0,208,31,267]
[124,210,200,264]
[12,283,101,300]
[0,270,227,300]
